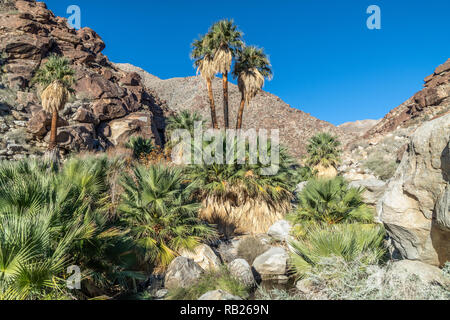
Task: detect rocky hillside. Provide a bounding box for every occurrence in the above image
[0,0,170,160]
[116,63,350,159]
[365,58,450,139]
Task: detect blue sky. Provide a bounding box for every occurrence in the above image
[44,0,450,125]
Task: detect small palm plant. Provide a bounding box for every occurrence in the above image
[289,223,386,278]
[125,136,155,159]
[31,54,75,150]
[233,46,272,129]
[191,34,219,129]
[289,177,374,228]
[305,132,341,177]
[166,110,204,135]
[0,157,143,299]
[119,165,217,268]
[209,19,243,128]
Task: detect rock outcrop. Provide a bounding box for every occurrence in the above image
[378,113,450,266]
[179,244,221,271]
[365,58,450,139]
[0,0,168,159]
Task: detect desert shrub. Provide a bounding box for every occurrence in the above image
[118,164,216,268]
[289,224,386,278]
[363,153,397,181]
[254,287,303,300]
[237,236,270,265]
[125,136,155,159]
[301,257,450,300]
[288,177,374,228]
[167,267,250,300]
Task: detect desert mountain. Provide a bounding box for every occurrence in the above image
[338,119,380,137]
[115,63,350,159]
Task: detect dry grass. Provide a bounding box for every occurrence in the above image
[200,189,290,236]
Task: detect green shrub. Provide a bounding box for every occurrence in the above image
[167,267,250,300]
[125,136,155,159]
[288,177,374,228]
[289,224,386,278]
[237,236,270,265]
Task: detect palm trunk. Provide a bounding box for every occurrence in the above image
[222,72,229,129]
[49,110,58,150]
[206,78,218,129]
[236,93,246,129]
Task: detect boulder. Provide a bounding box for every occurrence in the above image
[252,247,288,281]
[378,114,450,266]
[164,257,204,290]
[72,107,99,124]
[198,290,242,301]
[349,178,387,207]
[44,124,97,151]
[107,112,161,146]
[228,259,255,287]
[267,220,292,242]
[27,110,68,138]
[179,244,221,271]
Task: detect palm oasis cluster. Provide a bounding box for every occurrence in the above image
[0,18,448,301]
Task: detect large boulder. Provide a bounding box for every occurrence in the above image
[107,112,161,146]
[228,259,255,287]
[349,178,387,207]
[179,244,221,271]
[252,247,288,281]
[164,257,204,290]
[377,114,450,266]
[198,290,242,300]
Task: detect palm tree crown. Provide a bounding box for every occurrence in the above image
[305,132,341,169]
[233,46,272,129]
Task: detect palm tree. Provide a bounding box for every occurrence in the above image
[191,35,219,129]
[209,19,243,128]
[119,165,216,268]
[233,46,272,129]
[32,54,75,150]
[305,132,341,177]
[290,177,374,227]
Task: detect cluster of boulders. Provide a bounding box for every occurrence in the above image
[0,0,170,160]
[148,221,293,300]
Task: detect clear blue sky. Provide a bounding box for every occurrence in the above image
[43,0,450,125]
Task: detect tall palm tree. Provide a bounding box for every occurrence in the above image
[233,46,272,129]
[209,19,243,129]
[32,54,75,150]
[191,35,219,129]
